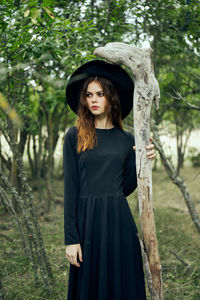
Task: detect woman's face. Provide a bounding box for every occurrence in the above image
[86,81,108,117]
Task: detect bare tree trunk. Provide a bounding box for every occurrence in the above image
[40,103,54,211]
[94,42,163,299]
[0,132,11,172]
[33,135,38,177]
[0,124,54,295]
[18,127,28,158]
[10,126,20,210]
[152,123,200,235]
[38,125,43,178]
[46,114,54,212]
[104,0,113,38]
[176,125,192,175]
[0,185,37,276]
[27,134,35,177]
[0,172,52,293]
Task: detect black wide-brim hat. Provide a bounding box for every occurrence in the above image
[66,60,134,119]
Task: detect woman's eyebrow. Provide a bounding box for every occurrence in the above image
[86,90,103,93]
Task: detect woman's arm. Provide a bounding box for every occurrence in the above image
[123,133,156,197]
[123,133,137,197]
[63,127,80,245]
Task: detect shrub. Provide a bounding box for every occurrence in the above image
[188,147,200,167]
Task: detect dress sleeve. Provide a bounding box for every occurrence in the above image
[63,127,80,245]
[123,133,137,197]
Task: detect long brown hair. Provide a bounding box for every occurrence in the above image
[75,76,123,153]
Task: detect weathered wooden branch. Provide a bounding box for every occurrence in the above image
[94,42,163,299]
[169,249,189,267]
[139,237,158,298]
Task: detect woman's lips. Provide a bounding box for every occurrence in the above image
[91,106,99,110]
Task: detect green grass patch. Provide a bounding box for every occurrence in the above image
[0,166,200,299]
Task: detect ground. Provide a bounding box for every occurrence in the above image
[0,166,200,299]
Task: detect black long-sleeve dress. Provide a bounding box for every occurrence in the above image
[63,126,146,300]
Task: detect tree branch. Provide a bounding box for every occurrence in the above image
[152,123,200,235]
[169,91,200,111]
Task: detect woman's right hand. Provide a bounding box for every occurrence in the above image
[65,243,83,267]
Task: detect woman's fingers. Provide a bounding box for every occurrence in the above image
[132,137,156,160]
[66,245,81,267]
[78,246,83,262]
[146,150,156,159]
[133,144,155,151]
[72,255,80,267]
[146,141,155,159]
[132,146,156,159]
[69,254,80,267]
[146,143,154,150]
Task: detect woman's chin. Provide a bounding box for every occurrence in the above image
[90,111,104,116]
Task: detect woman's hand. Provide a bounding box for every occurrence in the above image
[133,137,156,160]
[65,243,83,267]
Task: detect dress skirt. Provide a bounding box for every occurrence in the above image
[67,193,146,300]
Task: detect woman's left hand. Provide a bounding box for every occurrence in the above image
[133,137,156,160]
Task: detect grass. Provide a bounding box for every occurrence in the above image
[0,166,200,299]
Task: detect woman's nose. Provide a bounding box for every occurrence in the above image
[91,95,97,102]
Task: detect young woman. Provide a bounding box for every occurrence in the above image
[64,60,155,300]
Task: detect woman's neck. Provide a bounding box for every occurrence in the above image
[94,116,114,129]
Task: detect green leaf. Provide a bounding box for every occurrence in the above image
[24,10,30,18]
[31,8,41,24]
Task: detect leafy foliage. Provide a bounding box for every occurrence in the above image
[0,0,200,297]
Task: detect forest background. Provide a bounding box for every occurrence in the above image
[0,0,200,299]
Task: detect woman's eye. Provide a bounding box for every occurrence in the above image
[98,92,104,97]
[86,93,91,97]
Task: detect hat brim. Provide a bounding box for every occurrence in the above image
[66,60,134,119]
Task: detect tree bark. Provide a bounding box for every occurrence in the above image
[10,126,20,209]
[0,124,54,294]
[94,42,163,299]
[27,134,35,178]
